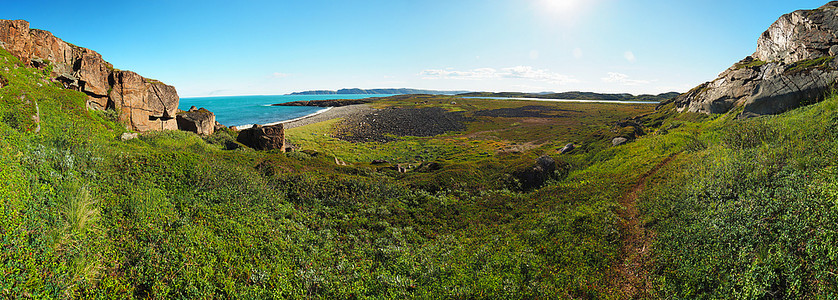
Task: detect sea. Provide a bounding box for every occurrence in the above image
[178,94,393,128]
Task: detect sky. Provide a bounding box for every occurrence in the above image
[0,0,831,97]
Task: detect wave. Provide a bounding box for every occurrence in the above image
[235,107,333,130]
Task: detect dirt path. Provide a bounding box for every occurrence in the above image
[613,154,677,299]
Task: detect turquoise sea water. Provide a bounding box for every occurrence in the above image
[179,94,392,127]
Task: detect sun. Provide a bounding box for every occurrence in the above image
[541,0,582,14]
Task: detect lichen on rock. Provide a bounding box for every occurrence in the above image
[674,2,838,117]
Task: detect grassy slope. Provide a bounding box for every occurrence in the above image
[0,46,675,298]
[3,43,837,299]
[641,94,838,298]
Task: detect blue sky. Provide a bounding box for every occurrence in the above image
[1,0,829,97]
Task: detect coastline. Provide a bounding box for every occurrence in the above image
[235,104,375,130]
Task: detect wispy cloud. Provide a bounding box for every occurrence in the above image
[420,68,498,80]
[208,89,232,95]
[271,72,291,78]
[573,47,583,59]
[601,72,651,85]
[421,66,578,84]
[624,51,636,63]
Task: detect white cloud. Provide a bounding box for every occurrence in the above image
[271,72,290,78]
[420,68,498,79]
[420,66,578,84]
[529,50,540,59]
[624,51,636,63]
[573,47,583,59]
[601,72,651,85]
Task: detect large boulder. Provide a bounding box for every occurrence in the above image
[513,155,559,190]
[236,124,286,151]
[0,19,189,132]
[176,108,216,136]
[109,70,179,132]
[674,2,838,117]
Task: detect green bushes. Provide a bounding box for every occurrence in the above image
[643,95,838,298]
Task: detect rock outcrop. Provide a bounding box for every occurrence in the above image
[0,19,181,132]
[176,107,216,136]
[513,155,559,191]
[674,2,838,117]
[236,124,286,151]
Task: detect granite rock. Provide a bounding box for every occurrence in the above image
[674,2,838,117]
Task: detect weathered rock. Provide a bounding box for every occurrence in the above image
[213,121,226,131]
[513,155,558,190]
[120,132,138,141]
[612,137,628,146]
[110,70,179,131]
[559,143,575,154]
[416,161,443,172]
[0,19,188,132]
[176,108,216,136]
[675,2,838,117]
[371,159,390,165]
[381,164,407,173]
[236,124,286,151]
[754,1,838,64]
[335,157,348,166]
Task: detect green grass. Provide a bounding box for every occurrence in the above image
[641,92,838,298]
[784,56,835,74]
[6,42,838,299]
[734,59,769,70]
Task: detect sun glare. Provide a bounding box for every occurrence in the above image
[542,0,581,14]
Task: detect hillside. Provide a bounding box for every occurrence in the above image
[0,44,675,298]
[289,88,471,95]
[459,91,680,101]
[5,2,838,299]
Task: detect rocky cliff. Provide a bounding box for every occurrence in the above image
[0,19,179,132]
[674,1,838,117]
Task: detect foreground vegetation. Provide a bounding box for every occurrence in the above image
[642,95,838,297]
[2,44,838,299]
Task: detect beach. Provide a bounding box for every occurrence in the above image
[280,104,376,129]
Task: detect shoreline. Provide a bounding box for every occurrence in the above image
[234,104,374,130]
[234,107,333,130]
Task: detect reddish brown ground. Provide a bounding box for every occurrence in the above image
[612,154,677,299]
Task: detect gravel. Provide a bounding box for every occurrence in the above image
[472,105,580,118]
[333,107,470,143]
[281,104,376,130]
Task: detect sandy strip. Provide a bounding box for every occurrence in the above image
[281,104,376,129]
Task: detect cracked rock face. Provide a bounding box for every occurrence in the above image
[176,108,216,136]
[109,71,179,132]
[236,124,286,151]
[0,19,180,132]
[675,2,838,117]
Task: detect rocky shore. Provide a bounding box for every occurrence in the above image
[281,104,376,129]
[333,106,470,143]
[272,99,372,107]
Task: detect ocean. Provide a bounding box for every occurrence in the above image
[178,94,392,128]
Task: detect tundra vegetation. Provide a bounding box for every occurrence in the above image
[1,44,838,299]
